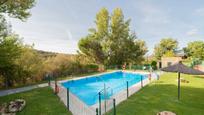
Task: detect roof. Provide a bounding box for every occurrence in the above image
[161,62,204,75]
[174,50,186,57]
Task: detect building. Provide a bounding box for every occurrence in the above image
[161,57,182,68]
[159,50,187,68]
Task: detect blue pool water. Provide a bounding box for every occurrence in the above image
[62,71,147,106]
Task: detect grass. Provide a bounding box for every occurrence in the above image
[2,71,203,115]
[108,72,204,115]
[0,70,114,114]
[0,87,71,115]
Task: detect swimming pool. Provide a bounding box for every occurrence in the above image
[62,71,147,106]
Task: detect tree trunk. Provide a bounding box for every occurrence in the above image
[5,74,8,88]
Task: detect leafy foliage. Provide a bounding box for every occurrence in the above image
[163,50,175,57]
[154,38,178,60]
[0,0,36,20]
[0,35,23,87]
[78,8,147,66]
[0,15,11,37]
[16,46,44,83]
[185,41,204,60]
[151,61,157,70]
[44,54,99,77]
[0,0,36,87]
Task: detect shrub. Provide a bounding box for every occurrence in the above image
[84,64,99,73]
[151,61,157,70]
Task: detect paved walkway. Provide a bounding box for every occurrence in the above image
[0,83,48,97]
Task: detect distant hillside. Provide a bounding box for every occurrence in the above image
[35,50,76,58]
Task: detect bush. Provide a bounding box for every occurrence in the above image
[151,61,157,70]
[84,64,99,73]
[59,62,99,76]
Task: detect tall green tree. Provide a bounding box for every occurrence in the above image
[78,8,147,66]
[95,8,109,38]
[105,8,130,65]
[154,38,178,60]
[185,41,204,60]
[78,8,109,64]
[0,35,23,87]
[0,0,36,87]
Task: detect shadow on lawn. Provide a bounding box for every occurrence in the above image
[194,75,204,79]
[109,83,204,115]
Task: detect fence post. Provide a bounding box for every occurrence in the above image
[113,99,116,115]
[141,75,143,88]
[96,108,99,115]
[67,88,69,110]
[48,74,51,86]
[126,81,129,98]
[99,92,101,115]
[54,79,59,94]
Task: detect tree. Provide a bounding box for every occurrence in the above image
[78,8,147,66]
[78,8,108,64]
[0,15,11,38]
[0,35,23,87]
[151,61,157,70]
[132,39,148,64]
[185,41,204,60]
[105,8,131,65]
[163,50,175,57]
[78,36,105,64]
[154,38,178,60]
[0,0,36,88]
[0,0,36,20]
[16,46,44,83]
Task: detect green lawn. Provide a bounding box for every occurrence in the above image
[108,73,204,115]
[0,87,71,115]
[1,72,204,115]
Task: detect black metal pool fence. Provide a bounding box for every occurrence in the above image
[59,74,152,115]
[105,64,152,70]
[49,70,160,115]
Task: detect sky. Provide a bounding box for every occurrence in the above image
[7,0,204,54]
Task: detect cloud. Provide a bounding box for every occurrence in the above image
[66,29,73,40]
[194,8,204,16]
[186,29,198,36]
[136,2,170,24]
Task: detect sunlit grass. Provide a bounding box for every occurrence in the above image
[108,73,204,115]
[0,87,71,115]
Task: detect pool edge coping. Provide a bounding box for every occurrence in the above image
[58,70,150,84]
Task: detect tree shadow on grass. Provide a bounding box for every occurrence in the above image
[194,75,204,79]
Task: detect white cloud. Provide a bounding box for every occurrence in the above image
[194,8,204,16]
[186,29,198,36]
[136,2,170,24]
[66,29,73,40]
